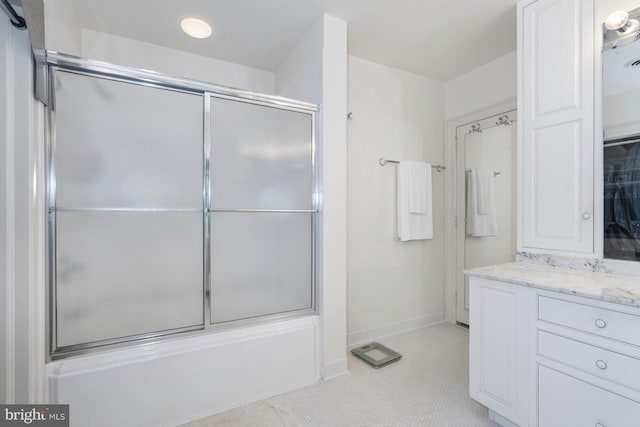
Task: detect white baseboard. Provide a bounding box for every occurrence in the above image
[322,358,348,380]
[346,312,446,347]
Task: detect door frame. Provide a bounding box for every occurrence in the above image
[444,99,516,325]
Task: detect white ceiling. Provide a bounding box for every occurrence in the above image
[54,0,518,82]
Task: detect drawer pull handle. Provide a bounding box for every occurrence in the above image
[594,319,607,328]
[596,360,608,370]
[595,423,605,427]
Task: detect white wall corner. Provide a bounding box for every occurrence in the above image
[275,16,323,103]
[444,51,517,120]
[43,0,82,56]
[321,358,349,380]
[320,13,348,380]
[275,12,349,382]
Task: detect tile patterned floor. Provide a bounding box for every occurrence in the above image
[181,323,498,427]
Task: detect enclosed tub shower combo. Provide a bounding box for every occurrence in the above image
[44,52,321,426]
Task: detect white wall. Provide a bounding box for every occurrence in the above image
[44,3,277,94]
[276,14,349,379]
[80,30,276,94]
[44,0,82,56]
[0,16,46,403]
[346,56,446,344]
[604,88,640,139]
[44,9,277,94]
[445,51,517,120]
[320,15,348,378]
[276,18,323,104]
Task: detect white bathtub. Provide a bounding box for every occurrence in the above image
[46,316,320,427]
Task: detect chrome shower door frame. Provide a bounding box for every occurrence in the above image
[44,52,319,360]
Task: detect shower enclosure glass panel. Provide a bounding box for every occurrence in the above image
[208,96,314,324]
[56,211,203,347]
[210,212,312,323]
[47,55,317,357]
[51,70,204,351]
[54,72,203,209]
[209,96,313,210]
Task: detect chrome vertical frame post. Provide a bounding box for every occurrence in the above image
[203,93,212,326]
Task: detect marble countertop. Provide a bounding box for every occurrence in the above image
[465,262,640,308]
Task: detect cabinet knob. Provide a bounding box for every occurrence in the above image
[595,319,607,328]
[582,212,591,220]
[596,360,608,370]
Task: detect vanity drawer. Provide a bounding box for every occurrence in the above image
[538,330,640,393]
[538,296,640,347]
[538,365,640,427]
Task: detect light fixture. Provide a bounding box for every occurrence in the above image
[180,17,213,39]
[605,10,640,34]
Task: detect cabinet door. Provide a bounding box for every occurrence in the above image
[469,277,529,426]
[519,0,595,255]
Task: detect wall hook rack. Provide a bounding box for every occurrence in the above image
[469,123,482,133]
[1,0,26,28]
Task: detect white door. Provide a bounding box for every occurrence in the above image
[456,123,517,325]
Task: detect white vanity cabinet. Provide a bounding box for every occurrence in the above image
[534,291,640,427]
[468,269,640,427]
[469,277,530,426]
[518,0,596,256]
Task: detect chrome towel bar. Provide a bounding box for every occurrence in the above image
[379,158,446,172]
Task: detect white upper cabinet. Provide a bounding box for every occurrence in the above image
[518,0,595,255]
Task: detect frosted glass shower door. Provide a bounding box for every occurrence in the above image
[208,96,314,324]
[52,71,205,350]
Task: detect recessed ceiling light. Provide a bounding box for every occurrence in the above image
[181,17,213,39]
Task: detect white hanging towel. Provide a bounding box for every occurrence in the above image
[466,168,497,237]
[397,161,433,241]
